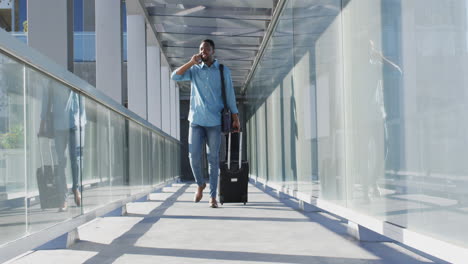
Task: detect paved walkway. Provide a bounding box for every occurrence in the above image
[9,182,442,264]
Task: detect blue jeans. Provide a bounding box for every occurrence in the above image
[55,128,82,201]
[188,124,221,198]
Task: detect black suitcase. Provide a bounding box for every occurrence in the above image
[36,165,63,209]
[219,132,249,205]
[36,139,64,209]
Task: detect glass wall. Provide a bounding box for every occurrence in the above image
[0,51,26,245]
[246,0,468,248]
[0,49,180,246]
[26,68,83,233]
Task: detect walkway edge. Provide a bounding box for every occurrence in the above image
[250,177,462,263]
[0,178,178,264]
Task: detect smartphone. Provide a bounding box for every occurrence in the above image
[197,53,203,64]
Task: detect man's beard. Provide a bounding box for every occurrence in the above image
[201,55,211,62]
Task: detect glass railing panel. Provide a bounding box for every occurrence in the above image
[173,142,176,180]
[176,142,180,179]
[0,30,181,252]
[167,141,172,181]
[245,0,468,250]
[172,141,180,179]
[142,129,151,187]
[291,0,329,197]
[255,104,268,183]
[340,0,468,248]
[0,52,26,244]
[174,141,177,179]
[81,98,115,213]
[273,0,296,192]
[26,68,81,234]
[246,117,252,178]
[155,135,162,183]
[158,135,164,182]
[246,113,258,180]
[172,141,176,179]
[160,135,165,182]
[164,139,171,182]
[150,133,158,186]
[169,141,173,180]
[244,0,297,191]
[265,86,283,186]
[128,120,144,194]
[296,0,344,202]
[109,111,130,201]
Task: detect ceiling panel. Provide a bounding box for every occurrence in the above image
[147,6,272,20]
[146,0,276,96]
[164,47,257,59]
[159,33,262,48]
[168,58,253,69]
[151,16,268,29]
[145,0,274,9]
[154,24,265,37]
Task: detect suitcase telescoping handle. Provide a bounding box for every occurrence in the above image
[38,137,55,175]
[227,131,242,170]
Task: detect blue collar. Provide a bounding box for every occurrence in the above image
[200,59,219,69]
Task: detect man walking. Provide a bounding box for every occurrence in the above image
[171,39,240,208]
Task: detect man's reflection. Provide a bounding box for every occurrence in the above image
[363,39,402,202]
[39,86,86,211]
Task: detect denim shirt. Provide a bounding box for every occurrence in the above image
[171,60,238,127]
[40,81,87,131]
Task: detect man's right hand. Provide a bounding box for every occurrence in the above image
[190,53,202,65]
[175,54,202,75]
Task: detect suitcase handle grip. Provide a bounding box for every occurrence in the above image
[238,131,242,169]
[227,131,242,170]
[38,138,55,175]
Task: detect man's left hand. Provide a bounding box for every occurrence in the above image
[232,114,240,132]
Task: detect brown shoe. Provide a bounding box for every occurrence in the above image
[209,198,218,208]
[194,183,206,203]
[73,189,81,206]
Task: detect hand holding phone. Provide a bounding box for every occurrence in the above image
[191,53,202,65]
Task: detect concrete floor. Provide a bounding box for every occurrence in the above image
[8,183,443,264]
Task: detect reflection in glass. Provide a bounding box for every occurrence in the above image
[245,0,468,249]
[37,81,85,212]
[0,52,26,244]
[0,42,180,249]
[27,69,82,235]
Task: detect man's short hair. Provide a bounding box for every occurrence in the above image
[202,39,215,50]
